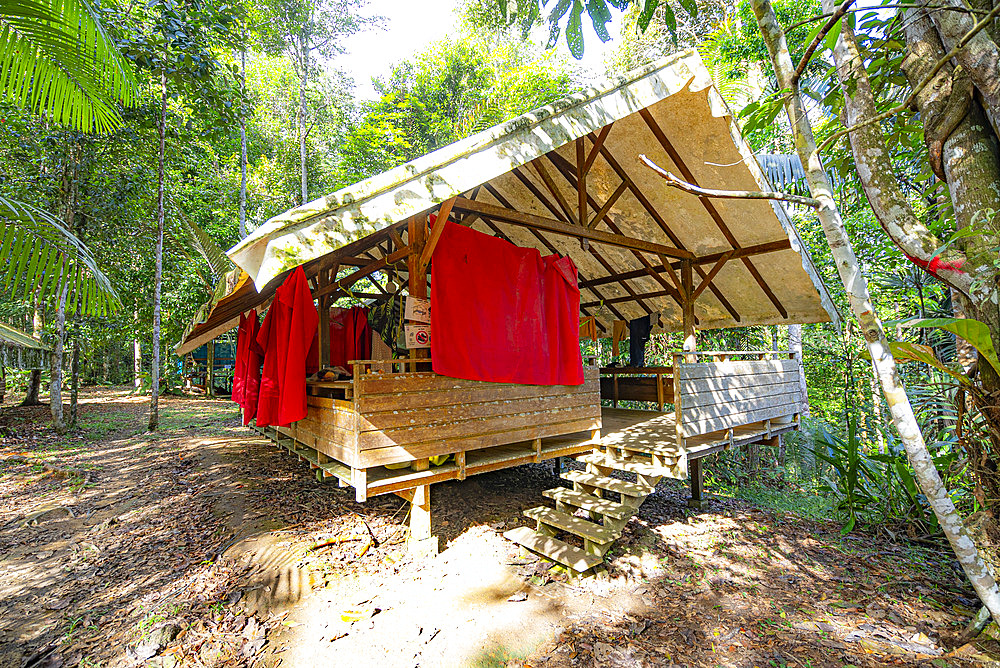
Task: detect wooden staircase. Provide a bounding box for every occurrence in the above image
[504,441,687,576]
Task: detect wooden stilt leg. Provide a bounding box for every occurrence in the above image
[407,484,438,556]
[688,457,705,509]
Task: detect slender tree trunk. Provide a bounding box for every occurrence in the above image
[133,306,142,391]
[754,0,1000,625]
[70,305,80,429]
[299,37,309,204]
[149,73,167,431]
[102,344,110,384]
[51,279,68,433]
[239,44,248,239]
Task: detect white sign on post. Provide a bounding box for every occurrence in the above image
[405,296,431,323]
[405,323,431,349]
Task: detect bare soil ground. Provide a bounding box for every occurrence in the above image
[1,387,998,667]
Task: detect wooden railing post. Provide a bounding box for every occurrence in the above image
[681,260,696,363]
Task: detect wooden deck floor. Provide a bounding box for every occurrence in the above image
[598,407,796,460]
[260,406,796,498]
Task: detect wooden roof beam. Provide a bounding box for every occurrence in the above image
[577,239,792,289]
[479,183,632,324]
[508,168,656,315]
[451,197,694,260]
[581,136,743,322]
[313,246,411,300]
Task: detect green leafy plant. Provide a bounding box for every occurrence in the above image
[0,0,138,132]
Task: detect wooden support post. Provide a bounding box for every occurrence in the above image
[681,260,696,363]
[407,484,438,556]
[533,437,542,463]
[656,372,664,411]
[688,457,705,509]
[352,467,367,503]
[456,450,466,480]
[206,341,214,397]
[408,215,431,472]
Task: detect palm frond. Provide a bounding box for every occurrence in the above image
[0,0,137,133]
[0,195,119,315]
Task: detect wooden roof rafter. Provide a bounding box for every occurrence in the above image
[184,52,839,355]
[581,134,744,323]
[475,182,626,327]
[507,165,657,317]
[637,108,788,319]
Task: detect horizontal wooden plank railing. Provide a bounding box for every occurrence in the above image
[672,352,804,445]
[599,366,674,411]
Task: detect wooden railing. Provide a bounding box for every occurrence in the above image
[672,350,803,440]
[599,366,674,410]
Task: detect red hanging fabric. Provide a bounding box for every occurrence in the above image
[232,312,249,407]
[303,306,372,374]
[255,268,318,426]
[329,307,371,370]
[242,310,261,426]
[430,220,584,385]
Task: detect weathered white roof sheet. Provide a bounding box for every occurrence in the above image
[226,49,837,333]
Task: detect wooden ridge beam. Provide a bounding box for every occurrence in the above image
[451,197,694,259]
[638,108,787,319]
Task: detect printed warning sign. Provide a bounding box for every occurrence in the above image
[405,323,431,349]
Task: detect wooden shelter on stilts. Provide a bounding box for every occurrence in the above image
[178,50,838,574]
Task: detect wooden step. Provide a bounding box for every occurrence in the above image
[503,526,603,572]
[576,452,671,479]
[542,487,632,520]
[561,470,651,498]
[616,440,683,459]
[523,506,617,544]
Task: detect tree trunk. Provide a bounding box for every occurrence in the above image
[922,0,1000,135]
[149,73,167,431]
[70,308,79,429]
[22,370,41,406]
[51,279,68,433]
[754,0,1000,625]
[239,46,248,239]
[133,306,142,391]
[299,37,309,205]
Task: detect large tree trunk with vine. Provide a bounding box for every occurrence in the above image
[753,0,1000,625]
[903,7,1000,507]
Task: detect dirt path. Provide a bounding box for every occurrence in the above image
[1,387,998,667]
